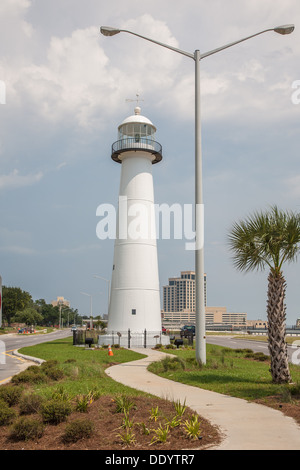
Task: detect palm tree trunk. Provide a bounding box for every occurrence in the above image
[267,271,291,384]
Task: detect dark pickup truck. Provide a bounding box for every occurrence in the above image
[180,325,195,338]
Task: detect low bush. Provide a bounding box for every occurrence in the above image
[19,393,45,415]
[41,360,59,369]
[44,367,64,381]
[289,382,300,396]
[63,419,94,443]
[0,399,17,426]
[9,416,44,441]
[40,360,64,381]
[253,352,269,361]
[161,356,186,372]
[26,365,42,374]
[245,351,269,361]
[0,385,23,406]
[165,344,176,349]
[11,369,47,385]
[40,399,72,424]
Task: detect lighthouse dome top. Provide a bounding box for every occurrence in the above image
[119,106,156,132]
[111,105,162,164]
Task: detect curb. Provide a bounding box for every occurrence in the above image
[12,349,45,365]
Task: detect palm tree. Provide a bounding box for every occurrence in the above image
[228,206,300,384]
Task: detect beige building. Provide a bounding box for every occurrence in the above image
[163,306,247,327]
[246,319,268,329]
[51,296,70,308]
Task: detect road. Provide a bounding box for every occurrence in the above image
[0,329,72,385]
[206,335,300,364]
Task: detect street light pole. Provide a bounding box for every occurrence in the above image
[80,292,93,329]
[194,48,206,363]
[93,275,111,317]
[100,23,294,364]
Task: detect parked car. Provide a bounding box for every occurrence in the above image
[180,325,195,338]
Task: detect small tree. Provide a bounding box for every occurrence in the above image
[13,307,43,326]
[228,206,300,384]
[2,287,32,326]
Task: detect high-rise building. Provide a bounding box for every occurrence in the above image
[162,272,246,327]
[162,271,207,313]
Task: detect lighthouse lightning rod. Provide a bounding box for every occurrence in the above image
[100,24,294,365]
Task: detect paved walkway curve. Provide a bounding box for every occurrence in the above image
[105,348,300,450]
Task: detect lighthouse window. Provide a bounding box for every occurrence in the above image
[118,123,155,141]
[132,309,136,315]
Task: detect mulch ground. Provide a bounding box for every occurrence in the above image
[0,395,222,450]
[254,395,300,427]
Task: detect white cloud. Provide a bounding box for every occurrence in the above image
[285,174,300,198]
[0,0,31,16]
[1,7,298,134]
[0,169,43,190]
[0,245,37,255]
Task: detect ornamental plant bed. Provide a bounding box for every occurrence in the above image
[0,394,221,450]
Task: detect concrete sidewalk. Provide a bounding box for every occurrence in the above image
[105,348,300,450]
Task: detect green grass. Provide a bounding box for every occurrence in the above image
[148,344,300,401]
[18,337,147,399]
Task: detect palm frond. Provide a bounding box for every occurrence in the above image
[228,206,300,274]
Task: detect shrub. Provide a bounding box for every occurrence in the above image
[0,385,23,406]
[161,356,186,372]
[40,399,72,424]
[0,399,17,426]
[40,360,64,381]
[11,369,47,385]
[26,365,42,374]
[41,360,59,369]
[289,382,300,396]
[44,367,64,381]
[19,393,44,415]
[9,416,44,441]
[253,352,269,362]
[62,419,94,443]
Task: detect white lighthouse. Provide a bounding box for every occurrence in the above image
[102,105,168,347]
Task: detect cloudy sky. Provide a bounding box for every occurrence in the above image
[0,0,299,324]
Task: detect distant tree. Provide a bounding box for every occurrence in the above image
[2,287,32,326]
[94,316,106,330]
[228,206,300,384]
[34,299,59,326]
[13,307,43,326]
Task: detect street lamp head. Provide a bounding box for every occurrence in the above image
[100,26,121,36]
[274,24,295,35]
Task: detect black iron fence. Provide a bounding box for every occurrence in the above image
[73,328,166,348]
